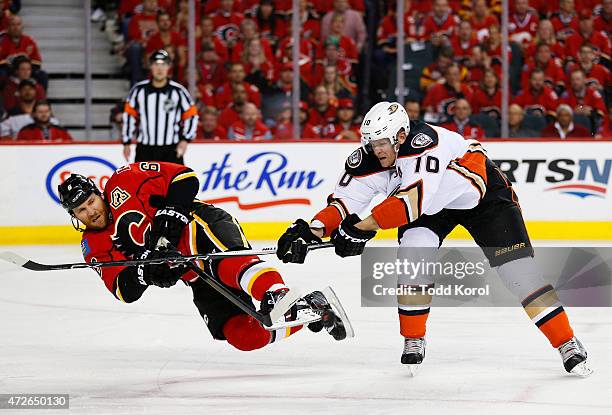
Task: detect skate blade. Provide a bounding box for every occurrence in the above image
[570,361,594,378]
[265,309,322,331]
[321,286,355,338]
[267,287,302,326]
[406,364,420,377]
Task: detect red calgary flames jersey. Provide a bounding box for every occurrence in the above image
[81,162,196,299]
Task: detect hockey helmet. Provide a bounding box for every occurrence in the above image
[58,174,101,213]
[360,101,410,151]
[149,49,171,64]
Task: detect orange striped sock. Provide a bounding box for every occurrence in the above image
[535,307,574,348]
[398,308,430,338]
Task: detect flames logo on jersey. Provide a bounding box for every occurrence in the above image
[111,210,151,258]
[110,187,130,209]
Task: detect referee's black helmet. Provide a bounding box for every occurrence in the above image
[150,49,171,64]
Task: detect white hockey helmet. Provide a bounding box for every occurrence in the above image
[360,101,410,150]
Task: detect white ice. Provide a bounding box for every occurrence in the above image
[1,242,611,415]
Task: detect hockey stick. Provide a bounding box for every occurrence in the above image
[0,242,333,272]
[186,262,303,328]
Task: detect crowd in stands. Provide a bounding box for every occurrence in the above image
[107,0,611,140]
[0,1,73,142]
[2,0,610,141]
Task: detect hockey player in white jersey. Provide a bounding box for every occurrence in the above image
[276,101,592,376]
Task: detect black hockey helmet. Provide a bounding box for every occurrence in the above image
[149,49,171,64]
[58,174,101,213]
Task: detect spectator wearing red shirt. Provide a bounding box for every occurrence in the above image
[470,0,499,39]
[441,98,485,139]
[196,107,227,140]
[0,15,47,90]
[197,41,227,94]
[512,68,559,117]
[377,1,425,55]
[566,44,612,92]
[550,0,580,42]
[542,104,591,138]
[524,19,566,61]
[471,69,502,120]
[509,0,539,45]
[311,37,354,88]
[218,83,249,128]
[145,11,186,69]
[317,13,358,62]
[16,101,72,142]
[198,15,229,62]
[228,102,272,140]
[594,0,612,33]
[423,63,474,123]
[565,11,612,62]
[255,0,289,47]
[308,85,338,131]
[125,0,159,85]
[231,18,274,63]
[422,0,459,47]
[212,0,245,48]
[240,37,276,91]
[294,0,319,45]
[484,24,512,69]
[520,43,565,92]
[450,20,479,66]
[215,63,261,109]
[173,0,202,39]
[321,0,367,52]
[319,64,356,101]
[273,101,319,139]
[2,57,46,112]
[332,98,360,140]
[561,69,607,121]
[466,45,499,87]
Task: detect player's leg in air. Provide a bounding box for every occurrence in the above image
[397,159,592,376]
[185,202,348,351]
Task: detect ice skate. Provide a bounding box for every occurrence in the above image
[558,337,593,377]
[401,337,426,376]
[302,287,354,341]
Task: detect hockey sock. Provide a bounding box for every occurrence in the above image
[216,256,287,301]
[398,284,433,338]
[521,285,574,348]
[495,257,574,348]
[223,314,302,351]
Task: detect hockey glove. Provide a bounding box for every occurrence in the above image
[136,248,186,288]
[148,205,192,249]
[276,219,322,263]
[331,214,376,257]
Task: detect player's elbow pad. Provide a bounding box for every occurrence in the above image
[114,269,148,303]
[371,197,411,230]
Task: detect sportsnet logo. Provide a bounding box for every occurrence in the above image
[494,158,611,199]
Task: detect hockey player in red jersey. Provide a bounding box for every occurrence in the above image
[58,162,350,351]
[276,101,592,376]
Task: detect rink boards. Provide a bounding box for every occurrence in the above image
[0,140,611,244]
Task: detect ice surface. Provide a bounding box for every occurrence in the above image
[1,242,611,415]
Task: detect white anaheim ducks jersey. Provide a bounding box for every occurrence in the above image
[311,121,489,234]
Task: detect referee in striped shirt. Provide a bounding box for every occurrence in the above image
[122,50,198,164]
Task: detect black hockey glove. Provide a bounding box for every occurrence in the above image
[136,248,186,288]
[276,219,322,263]
[148,205,192,249]
[331,214,376,258]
